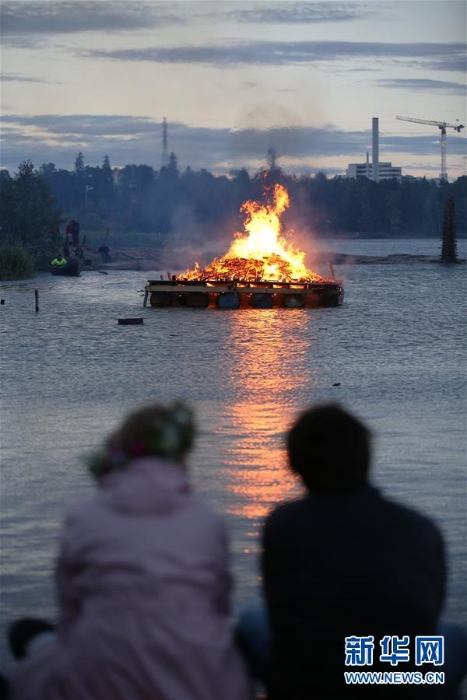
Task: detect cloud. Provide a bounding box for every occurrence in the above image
[209,3,369,25]
[85,40,466,71]
[1,0,371,32]
[1,113,465,176]
[377,78,467,96]
[428,58,467,72]
[1,1,184,40]
[381,134,466,155]
[0,114,159,137]
[0,0,371,46]
[0,73,53,83]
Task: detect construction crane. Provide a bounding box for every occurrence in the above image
[396,115,464,181]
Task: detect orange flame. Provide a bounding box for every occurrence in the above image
[178,184,328,283]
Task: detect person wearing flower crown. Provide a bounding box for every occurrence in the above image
[7,402,253,700]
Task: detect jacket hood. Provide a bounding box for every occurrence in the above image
[98,457,190,515]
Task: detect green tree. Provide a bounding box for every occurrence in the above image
[0,170,11,188]
[0,160,62,267]
[39,162,57,178]
[74,152,85,177]
[98,154,115,202]
[154,152,181,233]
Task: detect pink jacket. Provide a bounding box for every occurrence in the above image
[11,458,253,700]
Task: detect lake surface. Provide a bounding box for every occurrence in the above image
[1,238,466,676]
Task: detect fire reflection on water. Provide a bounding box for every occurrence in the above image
[215,311,311,521]
[219,402,297,520]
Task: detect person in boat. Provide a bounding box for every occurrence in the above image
[237,403,467,699]
[6,402,253,700]
[50,254,67,267]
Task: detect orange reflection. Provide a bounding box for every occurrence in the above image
[217,311,311,519]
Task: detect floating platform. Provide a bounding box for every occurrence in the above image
[118,317,144,325]
[144,279,344,309]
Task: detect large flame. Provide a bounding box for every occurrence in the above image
[177,184,328,283]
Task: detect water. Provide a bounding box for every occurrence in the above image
[326,237,455,257]
[1,239,466,678]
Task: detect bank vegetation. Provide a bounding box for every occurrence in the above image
[1,154,466,279]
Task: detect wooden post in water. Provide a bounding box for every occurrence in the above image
[441,196,458,264]
[35,290,39,312]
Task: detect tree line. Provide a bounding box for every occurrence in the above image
[1,153,466,274]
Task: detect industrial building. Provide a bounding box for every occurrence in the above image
[346,117,402,181]
[346,161,402,181]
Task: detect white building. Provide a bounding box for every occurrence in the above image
[346,162,402,181]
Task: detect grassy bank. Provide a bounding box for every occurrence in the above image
[0,243,35,280]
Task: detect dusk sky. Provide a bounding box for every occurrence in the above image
[1,0,466,179]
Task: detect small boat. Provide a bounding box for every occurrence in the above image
[50,259,81,277]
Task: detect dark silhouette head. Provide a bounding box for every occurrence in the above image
[286,403,371,492]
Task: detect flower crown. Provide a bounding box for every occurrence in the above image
[86,402,195,480]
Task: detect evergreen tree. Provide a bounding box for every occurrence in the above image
[167,152,178,174]
[23,155,466,239]
[95,155,115,212]
[39,163,57,178]
[0,160,62,265]
[74,152,85,177]
[0,170,11,188]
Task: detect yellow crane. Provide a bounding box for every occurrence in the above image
[396,115,464,181]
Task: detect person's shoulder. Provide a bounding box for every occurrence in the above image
[57,498,105,554]
[264,498,309,527]
[380,493,444,541]
[261,499,312,551]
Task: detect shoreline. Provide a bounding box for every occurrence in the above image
[85,252,466,272]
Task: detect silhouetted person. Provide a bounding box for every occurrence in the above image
[238,403,466,699]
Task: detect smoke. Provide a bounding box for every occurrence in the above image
[280,189,357,281]
[161,202,240,272]
[282,219,332,278]
[228,87,326,169]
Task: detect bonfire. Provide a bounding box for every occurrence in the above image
[176,184,329,284]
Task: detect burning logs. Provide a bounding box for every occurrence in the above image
[177,255,328,285]
[144,183,344,310]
